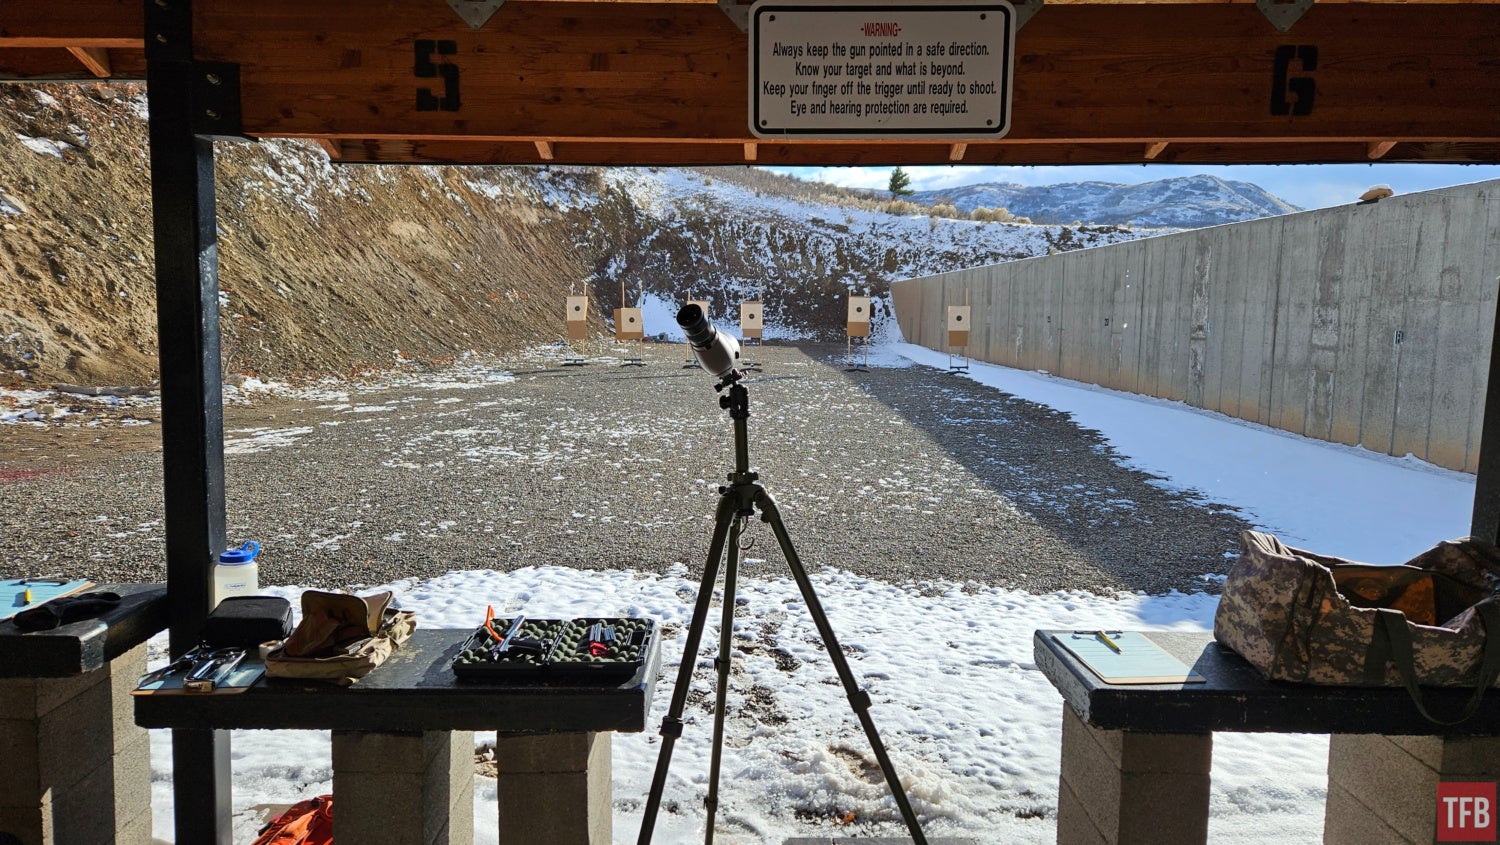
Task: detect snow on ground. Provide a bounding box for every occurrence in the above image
[143,340,1476,843]
[890,343,1475,565]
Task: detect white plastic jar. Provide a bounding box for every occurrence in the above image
[213,540,260,606]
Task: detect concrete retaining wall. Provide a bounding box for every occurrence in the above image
[891,181,1500,472]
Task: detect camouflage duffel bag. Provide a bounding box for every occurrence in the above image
[1214,530,1500,724]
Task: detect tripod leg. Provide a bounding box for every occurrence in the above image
[704,516,744,845]
[754,488,929,845]
[637,493,741,845]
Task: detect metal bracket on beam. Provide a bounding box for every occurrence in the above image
[192,62,249,141]
[144,0,193,63]
[447,0,505,30]
[1012,0,1044,31]
[1257,0,1314,33]
[723,0,1034,35]
[720,0,752,33]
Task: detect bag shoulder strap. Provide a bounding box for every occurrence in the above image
[1377,602,1500,726]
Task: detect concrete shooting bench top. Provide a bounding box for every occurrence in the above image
[0,582,167,678]
[133,627,662,845]
[133,628,661,732]
[1033,629,1500,845]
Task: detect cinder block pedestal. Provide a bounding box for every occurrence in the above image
[494,732,611,845]
[0,642,152,845]
[1056,705,1213,845]
[1325,734,1500,845]
[332,729,474,845]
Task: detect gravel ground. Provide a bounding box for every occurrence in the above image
[1,342,1249,594]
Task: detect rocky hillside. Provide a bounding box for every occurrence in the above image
[1,84,590,387]
[908,174,1301,229]
[1,83,1173,387]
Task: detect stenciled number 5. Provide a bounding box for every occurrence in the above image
[415,40,460,112]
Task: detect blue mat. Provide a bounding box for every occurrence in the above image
[2,578,96,622]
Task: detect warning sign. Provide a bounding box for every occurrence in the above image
[750,1,1013,139]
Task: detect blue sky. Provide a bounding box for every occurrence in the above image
[765,164,1500,211]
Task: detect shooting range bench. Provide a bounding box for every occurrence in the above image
[1034,630,1500,845]
[1,583,167,845]
[135,628,660,845]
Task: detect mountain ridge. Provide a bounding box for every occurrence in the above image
[907,174,1301,228]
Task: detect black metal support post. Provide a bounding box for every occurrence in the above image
[1472,276,1500,544]
[146,0,233,840]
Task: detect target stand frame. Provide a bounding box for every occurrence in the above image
[947,303,971,373]
[615,304,647,367]
[563,294,591,366]
[845,295,872,373]
[740,299,764,372]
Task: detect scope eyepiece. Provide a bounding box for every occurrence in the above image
[677,304,714,347]
[676,304,741,379]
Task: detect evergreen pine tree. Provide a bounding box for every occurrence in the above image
[888,166,914,197]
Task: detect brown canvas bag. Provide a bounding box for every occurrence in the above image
[1214,530,1500,723]
[263,590,416,686]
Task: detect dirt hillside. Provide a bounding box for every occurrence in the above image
[1,84,592,387]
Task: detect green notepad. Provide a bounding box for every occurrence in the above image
[2,578,96,621]
[1053,631,1206,685]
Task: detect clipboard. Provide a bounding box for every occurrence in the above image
[2,578,96,621]
[1053,631,1206,685]
[132,658,266,696]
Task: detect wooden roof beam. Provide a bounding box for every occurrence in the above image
[1144,141,1169,160]
[1368,140,1399,159]
[534,140,555,161]
[183,3,1500,155]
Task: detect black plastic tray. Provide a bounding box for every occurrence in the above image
[450,618,563,682]
[449,616,656,685]
[547,617,656,684]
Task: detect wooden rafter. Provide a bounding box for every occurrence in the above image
[64,46,111,77]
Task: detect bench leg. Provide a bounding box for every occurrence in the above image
[1325,734,1500,844]
[1057,705,1212,845]
[0,643,152,845]
[332,730,474,845]
[494,732,611,845]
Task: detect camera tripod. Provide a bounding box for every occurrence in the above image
[637,372,928,845]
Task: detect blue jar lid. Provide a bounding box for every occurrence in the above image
[219,540,260,565]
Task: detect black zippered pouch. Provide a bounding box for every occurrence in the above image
[203,596,293,648]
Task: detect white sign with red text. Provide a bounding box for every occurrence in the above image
[749,1,1014,139]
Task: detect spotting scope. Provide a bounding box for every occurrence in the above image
[677,303,742,379]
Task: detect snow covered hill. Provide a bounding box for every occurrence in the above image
[907,174,1301,229]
